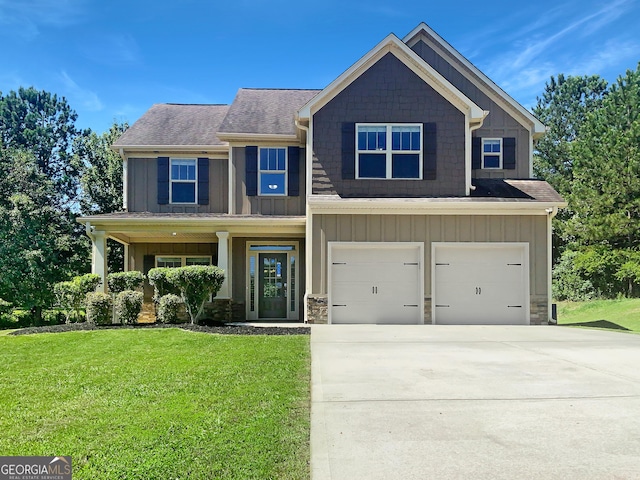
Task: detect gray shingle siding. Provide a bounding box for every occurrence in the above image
[410,39,531,179]
[312,53,466,197]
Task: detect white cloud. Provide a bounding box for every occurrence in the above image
[567,39,640,76]
[59,71,103,111]
[0,0,87,38]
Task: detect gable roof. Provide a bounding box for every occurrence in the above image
[298,33,485,122]
[218,88,321,139]
[403,23,546,137]
[113,104,230,148]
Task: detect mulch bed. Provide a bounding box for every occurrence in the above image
[9,322,310,336]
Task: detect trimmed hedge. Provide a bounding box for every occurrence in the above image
[157,294,183,324]
[108,271,145,294]
[114,290,143,325]
[147,268,179,304]
[86,292,112,325]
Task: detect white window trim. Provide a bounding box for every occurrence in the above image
[245,241,299,321]
[169,158,198,204]
[155,255,212,268]
[258,147,288,196]
[482,138,503,170]
[355,123,423,180]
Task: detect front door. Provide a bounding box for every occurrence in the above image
[259,253,287,318]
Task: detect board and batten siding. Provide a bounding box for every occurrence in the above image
[232,147,306,215]
[311,214,547,301]
[410,39,531,179]
[127,157,228,213]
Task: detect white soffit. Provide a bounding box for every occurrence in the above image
[297,33,484,121]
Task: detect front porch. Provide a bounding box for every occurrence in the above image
[77,212,306,322]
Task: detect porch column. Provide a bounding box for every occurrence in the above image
[215,231,230,299]
[91,230,108,293]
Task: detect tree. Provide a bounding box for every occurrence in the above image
[533,74,608,197]
[0,87,85,207]
[565,63,640,296]
[0,149,89,319]
[73,121,129,271]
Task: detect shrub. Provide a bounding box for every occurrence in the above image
[108,271,145,294]
[167,265,225,324]
[86,292,112,325]
[0,299,12,316]
[147,268,179,304]
[157,294,183,324]
[54,274,102,323]
[114,290,143,325]
[76,274,101,295]
[553,249,597,301]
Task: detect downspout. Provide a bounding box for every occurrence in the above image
[119,148,128,211]
[295,117,312,323]
[467,111,489,195]
[546,207,559,324]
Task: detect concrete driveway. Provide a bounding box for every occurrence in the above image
[311,325,640,480]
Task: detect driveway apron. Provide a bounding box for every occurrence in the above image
[311,325,640,480]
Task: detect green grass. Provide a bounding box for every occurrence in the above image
[0,329,310,479]
[558,298,640,332]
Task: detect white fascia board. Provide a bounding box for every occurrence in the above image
[110,144,229,153]
[403,23,546,136]
[216,132,299,143]
[297,33,484,121]
[77,216,307,228]
[307,198,565,215]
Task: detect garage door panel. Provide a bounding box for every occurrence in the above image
[433,244,528,325]
[330,244,423,325]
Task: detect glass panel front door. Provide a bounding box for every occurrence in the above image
[259,253,287,318]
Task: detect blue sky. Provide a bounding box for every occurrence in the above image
[1,0,638,133]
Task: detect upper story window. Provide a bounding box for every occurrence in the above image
[170,158,197,203]
[482,139,502,169]
[259,147,287,195]
[356,124,422,179]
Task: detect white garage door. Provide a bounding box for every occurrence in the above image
[433,243,529,325]
[329,243,423,324]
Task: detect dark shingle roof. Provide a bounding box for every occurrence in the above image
[113,104,230,147]
[218,88,320,136]
[472,179,565,203]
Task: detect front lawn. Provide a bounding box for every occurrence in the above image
[0,329,310,479]
[558,298,640,333]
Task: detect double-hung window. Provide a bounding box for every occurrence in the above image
[482,139,502,169]
[170,159,197,203]
[259,147,287,195]
[356,124,422,179]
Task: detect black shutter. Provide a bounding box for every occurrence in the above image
[245,146,258,196]
[472,137,482,170]
[341,122,356,179]
[197,158,209,205]
[157,157,169,204]
[288,146,300,196]
[423,123,437,180]
[503,137,516,170]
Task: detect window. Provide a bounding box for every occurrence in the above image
[482,139,502,169]
[356,124,422,179]
[156,256,212,268]
[170,159,197,203]
[259,148,287,195]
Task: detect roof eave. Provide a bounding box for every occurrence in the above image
[403,22,547,134]
[110,144,229,153]
[297,33,484,122]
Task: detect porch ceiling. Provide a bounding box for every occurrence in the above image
[77,213,307,244]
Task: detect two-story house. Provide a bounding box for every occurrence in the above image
[78,22,566,325]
